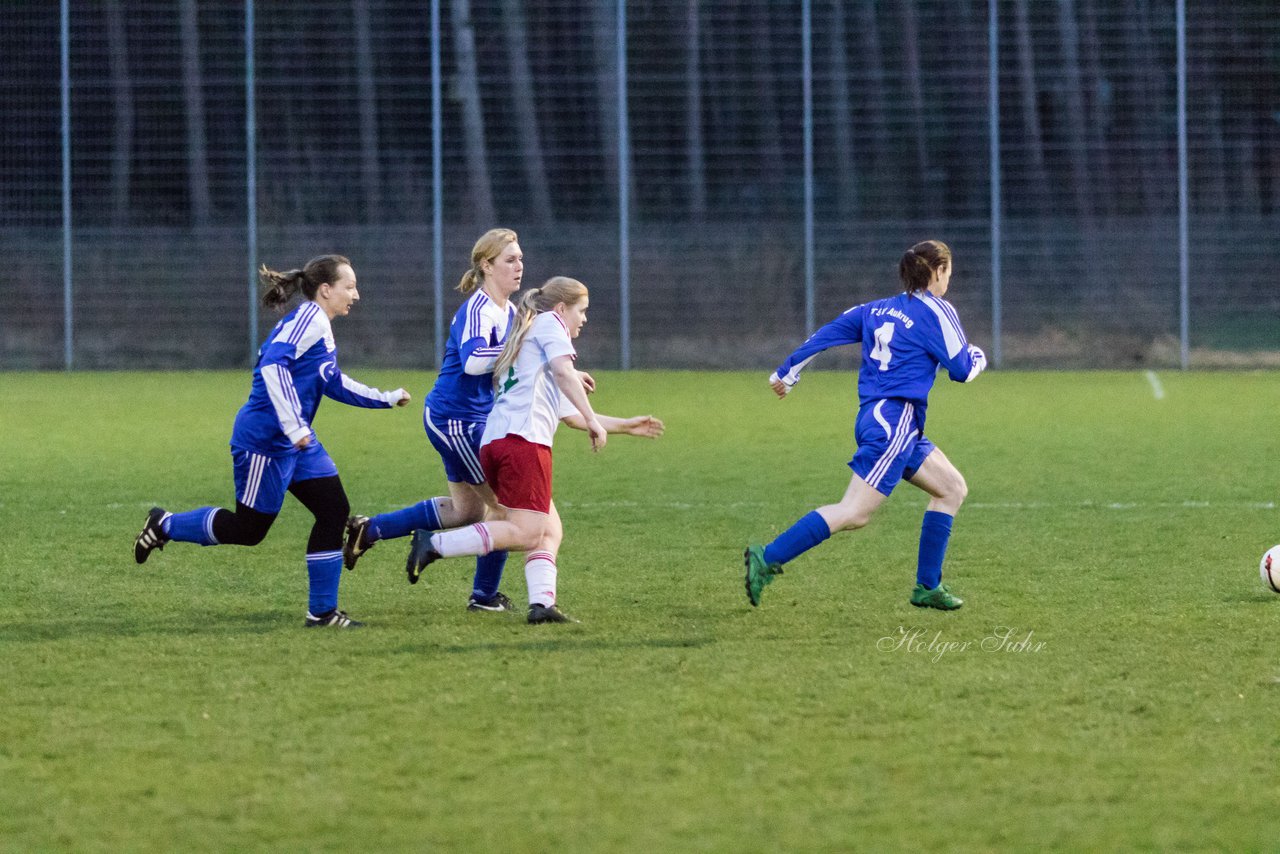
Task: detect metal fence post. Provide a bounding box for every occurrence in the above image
[1177,0,1189,370]
[61,0,72,370]
[432,0,444,368]
[245,0,258,363]
[802,0,815,337]
[617,0,630,370]
[989,0,1002,367]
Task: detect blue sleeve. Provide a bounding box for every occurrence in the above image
[322,365,397,409]
[774,305,865,386]
[920,306,987,383]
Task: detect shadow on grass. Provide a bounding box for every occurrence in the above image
[1218,593,1280,605]
[0,610,285,643]
[389,636,716,656]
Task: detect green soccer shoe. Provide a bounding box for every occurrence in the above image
[744,544,783,607]
[910,582,964,611]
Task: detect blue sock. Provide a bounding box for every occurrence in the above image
[471,550,509,600]
[165,507,220,546]
[368,498,442,542]
[306,550,343,615]
[763,511,831,566]
[916,510,955,589]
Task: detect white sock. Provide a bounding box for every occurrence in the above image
[525,551,557,607]
[430,523,493,558]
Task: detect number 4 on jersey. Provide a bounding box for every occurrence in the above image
[870,322,894,371]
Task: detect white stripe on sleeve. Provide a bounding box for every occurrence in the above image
[263,363,309,442]
[338,372,400,405]
[921,295,965,359]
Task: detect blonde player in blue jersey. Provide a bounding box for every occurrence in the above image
[341,229,594,612]
[405,277,664,624]
[132,255,411,627]
[744,239,987,610]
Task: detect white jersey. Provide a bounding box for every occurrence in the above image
[481,311,580,448]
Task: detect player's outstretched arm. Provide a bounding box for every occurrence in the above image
[563,412,664,438]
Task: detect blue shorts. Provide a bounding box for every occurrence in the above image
[423,405,486,485]
[849,399,936,496]
[231,440,340,514]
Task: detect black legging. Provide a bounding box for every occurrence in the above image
[210,475,350,553]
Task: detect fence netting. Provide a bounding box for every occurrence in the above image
[3,1,1277,370]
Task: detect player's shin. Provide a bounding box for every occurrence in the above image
[368,498,443,542]
[306,551,344,614]
[524,551,557,607]
[166,507,221,546]
[472,549,508,600]
[763,510,832,566]
[916,510,954,589]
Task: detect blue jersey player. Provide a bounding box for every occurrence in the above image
[342,229,594,611]
[744,240,987,610]
[132,255,410,628]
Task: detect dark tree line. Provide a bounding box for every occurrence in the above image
[3,0,1276,227]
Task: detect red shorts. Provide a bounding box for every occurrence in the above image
[479,434,553,513]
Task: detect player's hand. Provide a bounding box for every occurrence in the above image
[623,415,664,438]
[578,371,597,394]
[394,388,412,407]
[768,372,792,399]
[587,419,608,452]
[294,434,312,449]
[964,346,987,382]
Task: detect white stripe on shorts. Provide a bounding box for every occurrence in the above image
[866,401,917,489]
[448,418,485,482]
[241,452,268,507]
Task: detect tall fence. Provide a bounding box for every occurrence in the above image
[3,1,1277,371]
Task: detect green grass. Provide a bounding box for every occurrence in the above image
[4,369,1280,851]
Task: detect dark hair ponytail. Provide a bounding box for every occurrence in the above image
[259,254,352,312]
[259,266,306,310]
[898,240,951,294]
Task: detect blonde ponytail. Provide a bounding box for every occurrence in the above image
[492,288,541,386]
[490,276,589,387]
[457,267,481,294]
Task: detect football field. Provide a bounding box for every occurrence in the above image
[4,369,1279,850]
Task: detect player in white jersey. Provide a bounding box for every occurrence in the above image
[342,229,595,611]
[405,277,665,623]
[744,240,986,611]
[132,255,411,628]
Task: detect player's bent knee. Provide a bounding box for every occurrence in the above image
[241,528,269,547]
[537,530,563,554]
[506,522,546,553]
[224,516,272,546]
[826,507,873,533]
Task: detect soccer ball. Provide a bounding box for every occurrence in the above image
[1261,546,1280,593]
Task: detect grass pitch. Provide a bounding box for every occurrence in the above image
[3,369,1279,851]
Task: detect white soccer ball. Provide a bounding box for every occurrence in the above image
[1261,546,1280,593]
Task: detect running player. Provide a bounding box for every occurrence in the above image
[404,277,664,623]
[744,239,987,610]
[342,229,592,612]
[132,255,411,627]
